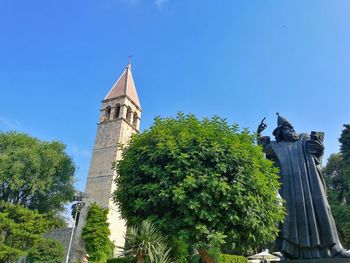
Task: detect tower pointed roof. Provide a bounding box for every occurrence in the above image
[104,63,141,108]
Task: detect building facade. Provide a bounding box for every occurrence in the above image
[72,63,141,260]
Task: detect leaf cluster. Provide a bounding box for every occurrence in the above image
[114,114,285,254]
[0,131,75,214]
[82,203,114,262]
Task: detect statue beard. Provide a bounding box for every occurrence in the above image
[281,130,299,142]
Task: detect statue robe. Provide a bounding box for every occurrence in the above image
[264,133,342,259]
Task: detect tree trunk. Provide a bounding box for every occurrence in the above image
[137,254,144,263]
[198,249,215,263]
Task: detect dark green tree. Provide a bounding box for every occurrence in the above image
[0,201,63,263]
[113,114,285,263]
[26,238,65,263]
[0,131,75,214]
[324,124,350,247]
[340,124,350,161]
[82,203,114,263]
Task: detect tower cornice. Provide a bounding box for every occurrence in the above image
[102,95,142,112]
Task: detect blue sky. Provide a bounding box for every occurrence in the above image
[1,0,350,193]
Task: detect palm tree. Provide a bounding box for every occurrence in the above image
[120,220,172,263]
[155,243,172,263]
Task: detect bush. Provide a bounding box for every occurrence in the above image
[219,254,247,263]
[107,257,137,263]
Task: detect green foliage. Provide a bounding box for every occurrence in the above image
[0,201,60,263]
[155,243,173,263]
[82,203,114,263]
[208,247,222,263]
[219,254,247,263]
[340,124,350,210]
[324,124,350,247]
[114,114,285,256]
[171,239,189,263]
[26,238,65,263]
[340,124,350,161]
[107,257,137,263]
[122,220,172,263]
[0,131,75,214]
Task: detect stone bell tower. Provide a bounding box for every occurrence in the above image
[73,63,141,259]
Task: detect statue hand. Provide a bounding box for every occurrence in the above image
[257,117,267,134]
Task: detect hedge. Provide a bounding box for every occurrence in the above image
[107,257,137,263]
[219,254,248,263]
[107,254,247,263]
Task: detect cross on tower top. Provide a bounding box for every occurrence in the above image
[128,55,132,67]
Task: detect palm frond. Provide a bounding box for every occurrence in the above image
[119,220,172,263]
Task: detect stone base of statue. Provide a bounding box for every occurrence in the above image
[280,259,350,263]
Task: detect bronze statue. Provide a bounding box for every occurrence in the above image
[257,113,350,259]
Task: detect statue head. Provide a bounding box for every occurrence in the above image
[273,113,298,142]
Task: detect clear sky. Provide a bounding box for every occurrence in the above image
[1,0,350,192]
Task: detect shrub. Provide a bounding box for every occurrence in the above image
[107,257,137,263]
[219,254,247,263]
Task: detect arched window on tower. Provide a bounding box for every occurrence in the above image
[126,107,132,123]
[114,104,120,119]
[105,106,111,121]
[133,113,138,128]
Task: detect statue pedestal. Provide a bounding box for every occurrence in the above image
[280,259,350,263]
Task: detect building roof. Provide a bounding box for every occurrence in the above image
[104,64,141,108]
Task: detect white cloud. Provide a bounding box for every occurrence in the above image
[154,0,169,9]
[0,116,21,130]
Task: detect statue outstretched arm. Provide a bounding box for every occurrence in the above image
[256,117,274,156]
[257,117,267,137]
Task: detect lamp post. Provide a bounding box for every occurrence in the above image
[65,191,85,263]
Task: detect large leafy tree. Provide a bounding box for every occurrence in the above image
[0,131,75,214]
[113,114,285,263]
[0,201,64,263]
[324,124,350,247]
[82,203,114,262]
